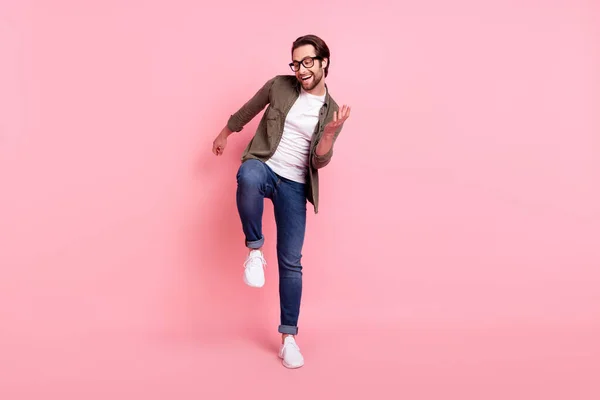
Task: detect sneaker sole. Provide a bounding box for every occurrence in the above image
[282,360,304,369]
[243,274,264,288]
[279,353,304,369]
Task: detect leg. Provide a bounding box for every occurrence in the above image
[272,177,307,336]
[236,159,276,288]
[236,159,275,249]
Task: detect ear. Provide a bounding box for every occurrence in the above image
[321,57,328,69]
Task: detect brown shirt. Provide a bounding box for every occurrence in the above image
[227,75,344,214]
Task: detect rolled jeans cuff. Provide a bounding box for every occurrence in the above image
[278,325,298,335]
[246,236,264,249]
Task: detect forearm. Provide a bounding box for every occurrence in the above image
[312,104,349,168]
[315,134,334,156]
[220,125,234,137]
[312,132,336,169]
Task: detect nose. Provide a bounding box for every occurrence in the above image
[298,64,308,74]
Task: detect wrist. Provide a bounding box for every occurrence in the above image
[221,127,233,137]
[321,131,335,141]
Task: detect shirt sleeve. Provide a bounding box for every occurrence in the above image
[226,76,278,133]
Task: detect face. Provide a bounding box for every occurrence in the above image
[291,44,327,93]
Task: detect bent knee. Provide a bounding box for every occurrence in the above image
[237,159,267,186]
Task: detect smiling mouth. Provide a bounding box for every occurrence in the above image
[300,75,312,81]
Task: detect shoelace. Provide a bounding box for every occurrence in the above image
[244,252,266,268]
[283,339,300,354]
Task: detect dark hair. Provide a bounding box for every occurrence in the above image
[291,34,331,77]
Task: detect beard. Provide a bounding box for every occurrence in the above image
[297,70,323,91]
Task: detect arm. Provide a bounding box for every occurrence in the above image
[212,77,277,156]
[226,76,277,133]
[312,123,343,169]
[312,104,351,169]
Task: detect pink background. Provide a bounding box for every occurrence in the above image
[1,0,599,398]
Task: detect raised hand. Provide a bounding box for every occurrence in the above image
[323,104,351,137]
[314,104,351,158]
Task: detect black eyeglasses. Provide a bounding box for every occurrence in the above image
[289,56,322,72]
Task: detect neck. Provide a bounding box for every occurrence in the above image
[305,85,327,96]
[304,81,326,97]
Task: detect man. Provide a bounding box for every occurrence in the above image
[211,34,350,369]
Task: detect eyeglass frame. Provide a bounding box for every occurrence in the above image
[289,56,323,72]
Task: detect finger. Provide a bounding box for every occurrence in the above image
[340,105,347,118]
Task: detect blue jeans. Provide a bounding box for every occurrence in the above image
[236,159,307,335]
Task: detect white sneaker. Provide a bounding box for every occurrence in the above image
[243,250,266,288]
[278,336,304,369]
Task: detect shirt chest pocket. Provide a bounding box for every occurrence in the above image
[264,106,281,137]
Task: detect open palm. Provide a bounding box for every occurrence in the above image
[323,104,351,136]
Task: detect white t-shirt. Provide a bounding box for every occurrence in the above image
[266,89,326,184]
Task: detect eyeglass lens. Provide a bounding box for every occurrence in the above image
[291,57,314,71]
